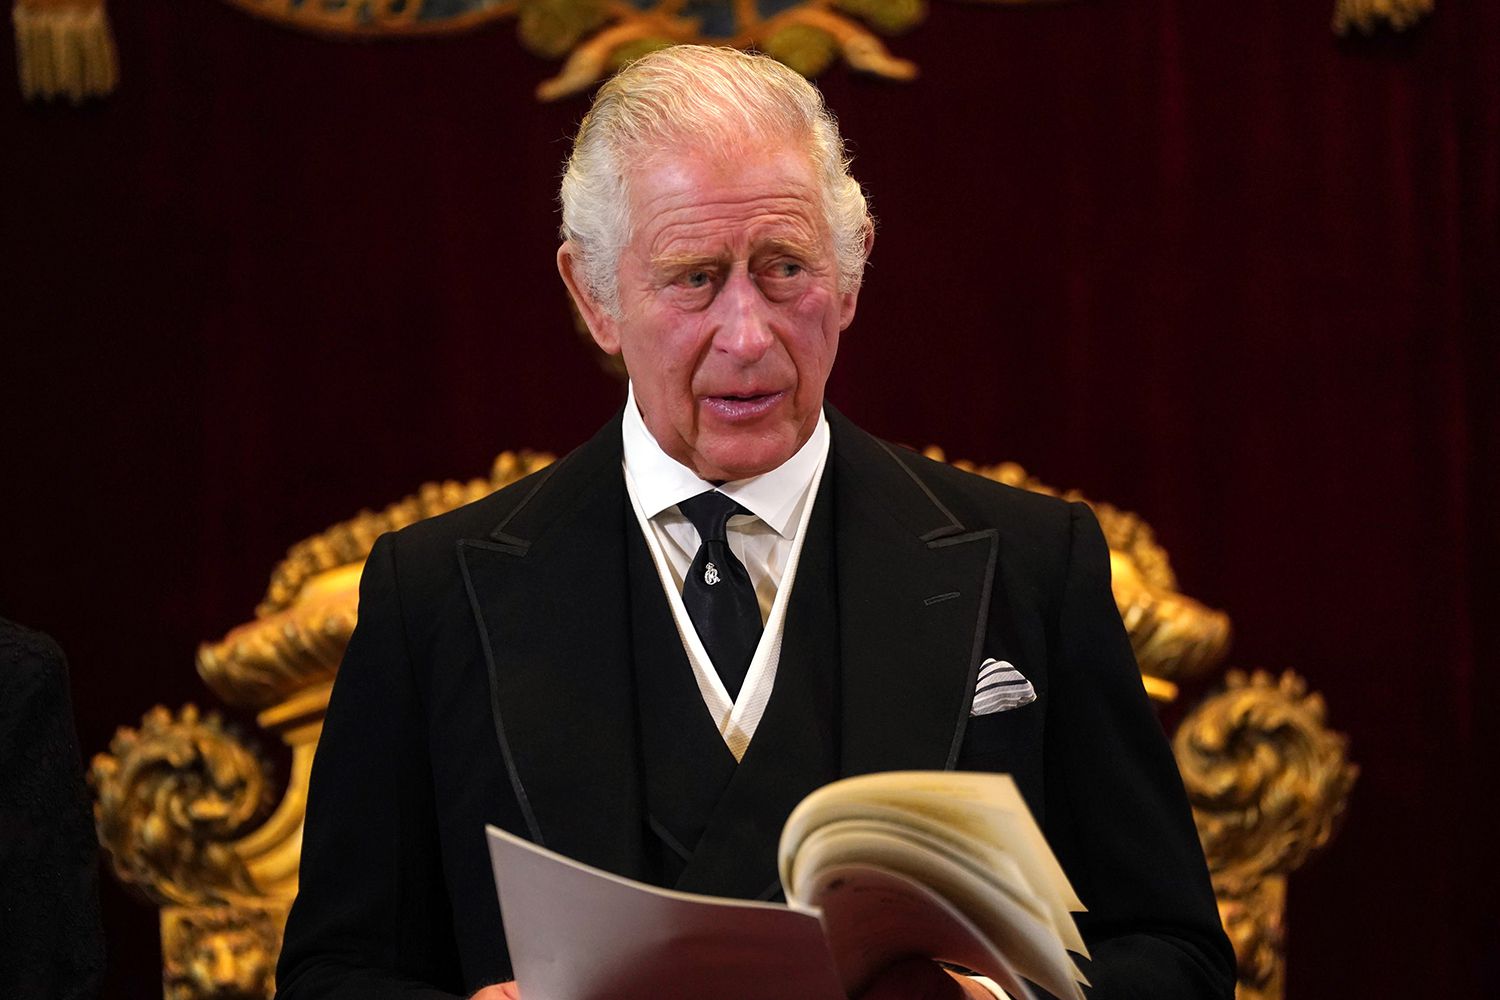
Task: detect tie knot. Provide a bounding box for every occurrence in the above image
[677,490,749,544]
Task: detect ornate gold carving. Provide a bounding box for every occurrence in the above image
[1217,878,1285,1000]
[162,905,284,1000]
[196,566,361,710]
[1107,547,1232,686]
[1173,670,1357,1000]
[91,705,276,908]
[526,0,924,101]
[1333,0,1432,35]
[1175,669,1357,877]
[924,450,1233,688]
[216,0,1069,101]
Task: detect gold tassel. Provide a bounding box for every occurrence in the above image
[12,0,118,103]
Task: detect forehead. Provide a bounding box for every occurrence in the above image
[625,141,827,256]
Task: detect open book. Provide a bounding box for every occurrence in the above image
[485,771,1089,1000]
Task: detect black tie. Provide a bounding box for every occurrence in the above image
[677,491,763,700]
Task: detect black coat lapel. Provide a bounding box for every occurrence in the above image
[457,413,647,880]
[828,408,1003,778]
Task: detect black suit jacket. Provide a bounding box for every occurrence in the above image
[0,620,106,1000]
[275,408,1234,1000]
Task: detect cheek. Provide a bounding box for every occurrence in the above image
[625,315,713,394]
[783,292,842,369]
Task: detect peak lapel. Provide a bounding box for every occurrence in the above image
[457,414,647,879]
[829,411,1001,778]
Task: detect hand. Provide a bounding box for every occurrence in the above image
[856,959,995,1000]
[469,983,520,1000]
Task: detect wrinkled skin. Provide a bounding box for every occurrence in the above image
[559,139,868,482]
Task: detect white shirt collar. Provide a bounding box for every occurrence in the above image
[621,382,829,539]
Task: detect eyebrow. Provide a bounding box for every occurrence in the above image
[650,251,726,274]
[758,237,822,261]
[649,238,824,275]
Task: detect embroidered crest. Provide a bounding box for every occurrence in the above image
[216,0,1062,101]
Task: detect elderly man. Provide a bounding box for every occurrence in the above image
[275,45,1234,1000]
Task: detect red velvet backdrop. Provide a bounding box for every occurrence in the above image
[5,0,1497,996]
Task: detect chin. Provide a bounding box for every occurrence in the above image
[700,444,797,482]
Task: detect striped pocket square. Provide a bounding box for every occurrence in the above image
[970,658,1037,716]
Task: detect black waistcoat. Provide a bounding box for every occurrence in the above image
[627,471,841,902]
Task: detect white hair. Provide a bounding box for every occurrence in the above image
[559,45,873,315]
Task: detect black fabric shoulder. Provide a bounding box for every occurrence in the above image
[0,619,107,1000]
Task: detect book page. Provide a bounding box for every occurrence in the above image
[781,772,1088,958]
[790,825,1085,1000]
[806,863,1038,1000]
[485,825,847,1000]
[786,813,1049,926]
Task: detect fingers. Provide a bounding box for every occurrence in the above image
[469,982,520,1000]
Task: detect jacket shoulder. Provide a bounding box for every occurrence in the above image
[395,461,557,548]
[859,434,1091,601]
[871,435,1077,534]
[358,461,560,598]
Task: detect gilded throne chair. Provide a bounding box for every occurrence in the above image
[92,448,1357,1000]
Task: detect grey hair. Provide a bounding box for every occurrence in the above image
[559,45,873,315]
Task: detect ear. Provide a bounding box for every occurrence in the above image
[837,225,876,332]
[558,241,621,354]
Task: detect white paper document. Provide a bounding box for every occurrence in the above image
[486,826,846,1000]
[485,824,1042,1000]
[484,770,1087,1000]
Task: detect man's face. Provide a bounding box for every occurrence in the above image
[561,139,863,482]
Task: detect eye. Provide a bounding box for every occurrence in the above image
[680,270,712,289]
[772,261,803,279]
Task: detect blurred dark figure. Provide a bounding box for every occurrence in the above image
[1,618,106,1000]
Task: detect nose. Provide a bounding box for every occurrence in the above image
[713,270,775,364]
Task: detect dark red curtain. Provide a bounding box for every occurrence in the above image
[5,0,1496,996]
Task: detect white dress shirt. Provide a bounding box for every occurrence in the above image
[621,383,828,760]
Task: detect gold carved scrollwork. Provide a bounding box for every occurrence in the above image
[216,0,1073,101]
[91,705,275,908]
[1175,669,1357,879]
[162,905,284,1000]
[1173,669,1357,1000]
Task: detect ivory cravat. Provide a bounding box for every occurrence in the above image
[677,490,763,700]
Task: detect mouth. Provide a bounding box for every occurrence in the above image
[701,390,787,421]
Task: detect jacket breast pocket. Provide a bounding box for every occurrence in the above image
[956,696,1044,777]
